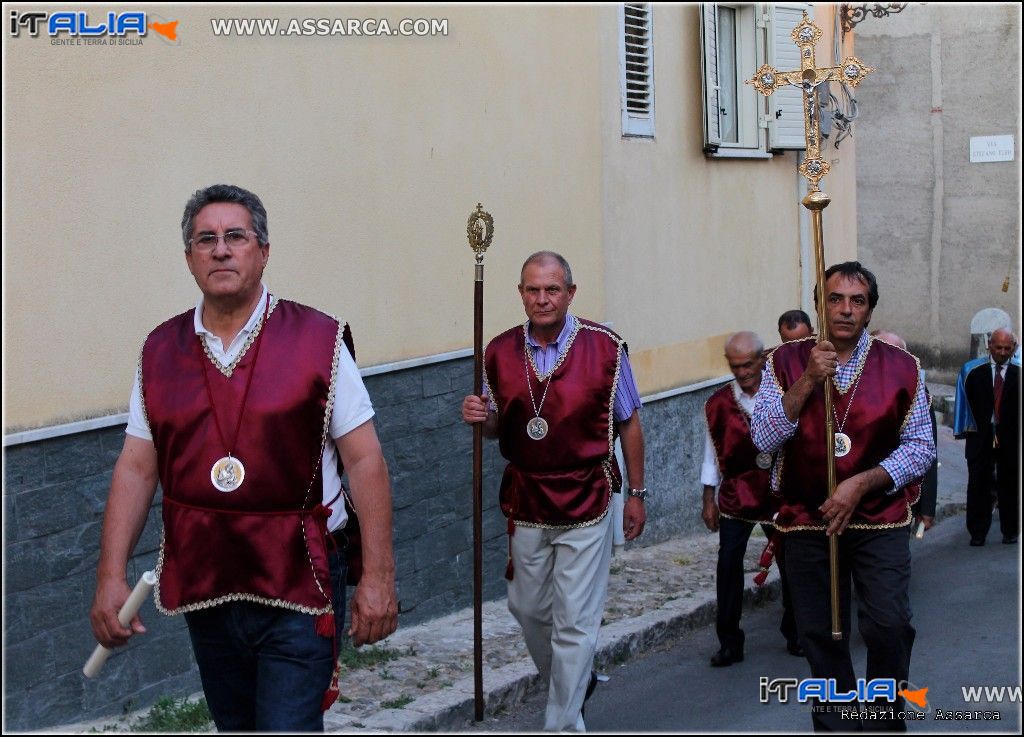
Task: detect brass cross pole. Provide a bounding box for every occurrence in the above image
[746,12,874,642]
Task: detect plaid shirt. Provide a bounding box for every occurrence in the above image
[751,331,935,493]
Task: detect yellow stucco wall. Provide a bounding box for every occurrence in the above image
[4,5,608,429]
[599,4,858,392]
[3,3,858,431]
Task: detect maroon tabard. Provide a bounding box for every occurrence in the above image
[704,383,775,523]
[142,298,343,616]
[769,336,921,530]
[484,318,623,528]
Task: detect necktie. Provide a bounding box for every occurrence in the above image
[993,366,1004,426]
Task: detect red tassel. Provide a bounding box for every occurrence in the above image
[319,639,342,711]
[320,686,340,711]
[504,557,514,581]
[752,531,781,587]
[315,611,335,638]
[507,517,515,535]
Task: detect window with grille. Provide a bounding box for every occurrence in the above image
[620,3,654,137]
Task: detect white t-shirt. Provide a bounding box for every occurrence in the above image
[127,286,374,531]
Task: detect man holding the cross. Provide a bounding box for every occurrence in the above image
[461,251,646,732]
[751,261,935,731]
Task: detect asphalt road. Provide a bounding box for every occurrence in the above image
[480,516,1021,733]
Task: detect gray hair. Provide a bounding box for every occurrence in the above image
[520,251,574,287]
[181,184,269,250]
[725,331,764,357]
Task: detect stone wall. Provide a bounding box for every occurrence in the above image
[854,4,1021,382]
[3,354,718,730]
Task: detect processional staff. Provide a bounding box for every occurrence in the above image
[466,204,494,721]
[746,13,874,641]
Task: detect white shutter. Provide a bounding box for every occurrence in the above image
[766,3,811,151]
[620,4,655,137]
[699,4,722,150]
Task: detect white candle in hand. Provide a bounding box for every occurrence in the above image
[83,571,157,678]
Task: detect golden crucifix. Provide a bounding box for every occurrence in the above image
[746,12,874,642]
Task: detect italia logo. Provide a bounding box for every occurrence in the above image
[9,10,178,41]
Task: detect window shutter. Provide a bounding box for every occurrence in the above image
[621,3,654,137]
[766,3,812,151]
[700,4,722,150]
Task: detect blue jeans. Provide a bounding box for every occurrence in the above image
[184,549,348,732]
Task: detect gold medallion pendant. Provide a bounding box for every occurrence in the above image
[211,455,245,492]
[199,294,271,494]
[527,417,549,441]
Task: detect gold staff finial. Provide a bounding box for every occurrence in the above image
[467,204,494,264]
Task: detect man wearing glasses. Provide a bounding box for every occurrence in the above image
[90,184,398,731]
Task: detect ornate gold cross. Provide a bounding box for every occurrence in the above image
[745,11,877,642]
[746,12,873,191]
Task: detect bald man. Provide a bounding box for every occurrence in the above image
[701,331,799,666]
[870,330,905,350]
[954,328,1020,545]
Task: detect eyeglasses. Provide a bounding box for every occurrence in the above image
[189,229,259,252]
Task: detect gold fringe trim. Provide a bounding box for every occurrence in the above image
[831,333,872,395]
[899,348,923,435]
[573,318,627,471]
[775,505,914,533]
[200,295,280,378]
[136,346,150,431]
[153,530,332,617]
[506,317,625,530]
[154,308,343,617]
[523,317,582,382]
[513,492,611,530]
[298,317,346,607]
[720,512,776,526]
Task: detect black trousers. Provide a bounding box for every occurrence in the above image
[785,528,915,732]
[966,445,1019,541]
[716,517,798,652]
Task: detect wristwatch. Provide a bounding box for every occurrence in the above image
[627,487,647,501]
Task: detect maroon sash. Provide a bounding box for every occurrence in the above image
[769,336,921,530]
[704,383,775,523]
[484,318,622,528]
[142,299,342,614]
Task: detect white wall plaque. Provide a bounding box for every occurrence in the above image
[970,135,1015,163]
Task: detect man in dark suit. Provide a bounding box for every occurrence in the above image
[953,328,1019,546]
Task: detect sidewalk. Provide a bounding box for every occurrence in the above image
[63,412,968,734]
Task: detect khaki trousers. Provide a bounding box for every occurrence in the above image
[507,512,613,732]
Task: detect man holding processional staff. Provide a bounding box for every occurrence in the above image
[745,14,935,731]
[751,262,935,730]
[462,250,646,732]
